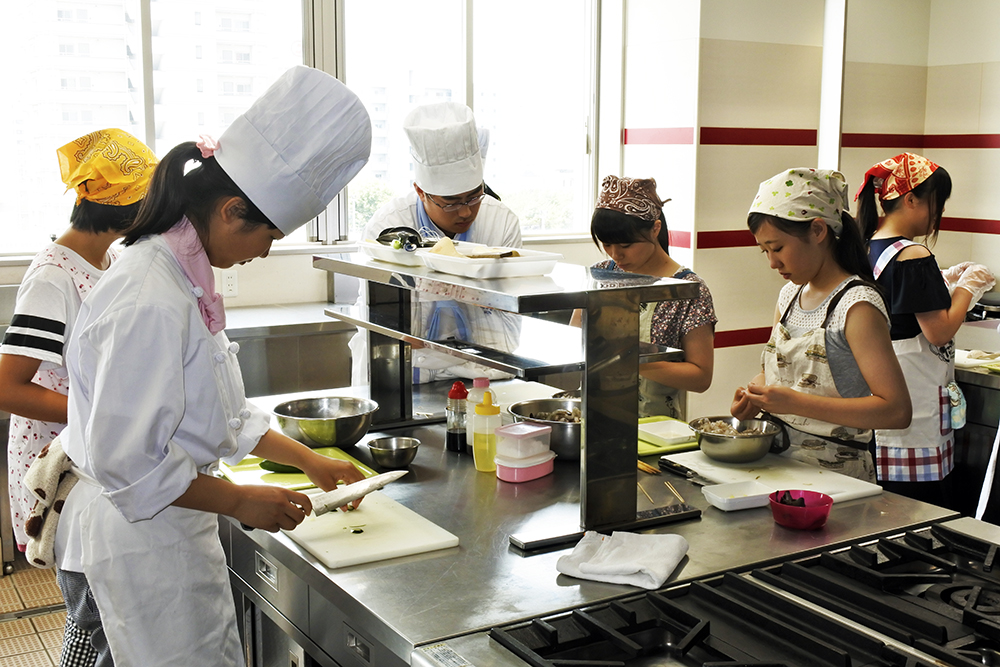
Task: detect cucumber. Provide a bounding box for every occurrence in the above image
[259,460,303,474]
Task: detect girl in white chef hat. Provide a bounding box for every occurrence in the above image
[732,169,911,481]
[55,66,372,666]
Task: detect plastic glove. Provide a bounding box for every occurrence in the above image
[942,261,974,285]
[956,264,997,309]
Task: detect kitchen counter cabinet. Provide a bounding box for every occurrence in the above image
[222,412,957,667]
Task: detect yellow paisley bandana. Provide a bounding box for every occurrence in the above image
[57,129,158,206]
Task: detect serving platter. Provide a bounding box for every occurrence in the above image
[417,246,562,279]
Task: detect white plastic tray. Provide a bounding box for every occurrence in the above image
[417,247,562,279]
[359,239,424,266]
[638,419,696,448]
[701,480,774,511]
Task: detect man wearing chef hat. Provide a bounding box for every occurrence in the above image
[352,102,522,384]
[362,102,521,245]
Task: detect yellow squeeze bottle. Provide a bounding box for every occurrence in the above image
[473,390,500,472]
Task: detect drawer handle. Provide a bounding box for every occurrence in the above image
[254,552,279,591]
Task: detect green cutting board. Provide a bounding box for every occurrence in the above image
[220,447,376,490]
[637,416,699,457]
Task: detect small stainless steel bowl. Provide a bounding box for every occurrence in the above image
[273,396,378,448]
[688,416,779,463]
[508,398,581,461]
[367,437,420,469]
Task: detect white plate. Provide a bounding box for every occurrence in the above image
[359,239,424,266]
[638,419,696,447]
[701,480,774,511]
[417,247,562,279]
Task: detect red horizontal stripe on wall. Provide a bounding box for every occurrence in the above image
[668,230,691,249]
[696,230,756,249]
[622,128,694,145]
[700,127,817,146]
[841,133,1000,149]
[715,327,772,349]
[941,217,1000,234]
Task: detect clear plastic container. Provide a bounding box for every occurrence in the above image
[494,451,557,483]
[466,377,490,448]
[495,422,551,459]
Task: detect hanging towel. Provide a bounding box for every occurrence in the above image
[556,531,688,590]
[23,437,77,568]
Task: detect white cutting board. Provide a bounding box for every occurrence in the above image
[283,492,459,569]
[663,451,883,503]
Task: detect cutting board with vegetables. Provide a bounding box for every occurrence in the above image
[220,447,376,490]
[661,450,883,503]
[283,491,459,569]
[637,416,699,456]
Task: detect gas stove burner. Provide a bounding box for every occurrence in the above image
[936,584,1000,615]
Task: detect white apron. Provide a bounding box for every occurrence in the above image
[871,240,955,479]
[638,303,682,419]
[78,476,243,667]
[763,282,876,482]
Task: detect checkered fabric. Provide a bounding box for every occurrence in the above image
[56,569,110,667]
[60,618,97,667]
[877,436,955,483]
[939,386,952,435]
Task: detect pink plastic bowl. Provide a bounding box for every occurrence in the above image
[495,451,556,483]
[769,490,833,530]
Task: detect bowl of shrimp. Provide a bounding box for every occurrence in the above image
[688,416,780,463]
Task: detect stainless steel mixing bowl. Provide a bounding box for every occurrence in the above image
[367,436,420,469]
[273,396,378,448]
[688,416,779,463]
[507,398,581,461]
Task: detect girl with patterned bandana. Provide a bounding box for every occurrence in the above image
[0,128,158,666]
[732,169,912,481]
[858,153,995,506]
[572,175,717,420]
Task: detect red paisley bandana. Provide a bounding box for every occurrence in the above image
[595,175,669,221]
[856,152,939,202]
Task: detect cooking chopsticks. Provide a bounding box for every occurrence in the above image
[637,460,661,475]
[637,482,655,504]
[664,480,686,505]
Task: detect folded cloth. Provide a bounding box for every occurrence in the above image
[556,531,688,590]
[23,437,77,569]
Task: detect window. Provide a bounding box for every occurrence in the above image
[4,0,305,254]
[341,0,594,240]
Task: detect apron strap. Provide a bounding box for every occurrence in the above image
[872,239,919,280]
[764,413,873,451]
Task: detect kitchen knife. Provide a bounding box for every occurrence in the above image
[657,457,713,486]
[311,470,408,516]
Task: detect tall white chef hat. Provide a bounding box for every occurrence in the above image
[214,66,372,235]
[404,102,483,196]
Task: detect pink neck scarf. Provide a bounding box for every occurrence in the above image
[162,217,226,334]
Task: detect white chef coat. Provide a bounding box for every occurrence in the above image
[56,234,267,666]
[351,191,523,385]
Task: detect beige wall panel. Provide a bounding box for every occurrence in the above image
[700,0,824,46]
[698,39,822,128]
[688,345,763,418]
[844,0,930,66]
[928,0,1000,66]
[695,246,783,332]
[925,64,984,134]
[980,62,1000,133]
[969,235,1000,276]
[841,62,927,134]
[215,254,328,309]
[624,38,700,128]
[924,148,1000,221]
[695,145,818,232]
[931,232,974,270]
[623,144,697,229]
[629,0,700,41]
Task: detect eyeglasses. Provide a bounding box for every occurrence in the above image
[424,190,486,212]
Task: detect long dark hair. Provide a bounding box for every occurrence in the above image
[857,167,952,244]
[123,142,273,246]
[748,211,875,283]
[590,207,669,254]
[70,200,141,234]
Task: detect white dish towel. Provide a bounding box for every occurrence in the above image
[556,531,689,590]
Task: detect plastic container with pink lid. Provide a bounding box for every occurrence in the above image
[494,451,557,483]
[494,422,552,459]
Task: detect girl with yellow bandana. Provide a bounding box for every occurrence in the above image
[0,128,157,667]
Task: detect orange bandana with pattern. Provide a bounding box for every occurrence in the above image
[57,129,158,206]
[856,152,939,202]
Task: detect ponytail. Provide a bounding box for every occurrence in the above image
[123,142,272,246]
[856,178,880,242]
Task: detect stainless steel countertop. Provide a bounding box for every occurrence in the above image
[227,384,958,661]
[957,366,1000,390]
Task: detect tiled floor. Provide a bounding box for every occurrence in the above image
[0,555,67,667]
